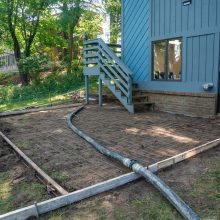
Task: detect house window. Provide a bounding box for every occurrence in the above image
[153,38,182,81]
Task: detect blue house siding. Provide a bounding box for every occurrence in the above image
[122,0,150,82]
[185,34,219,83]
[151,0,220,38]
[122,0,220,94]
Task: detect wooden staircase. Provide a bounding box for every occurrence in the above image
[83,38,154,113]
[132,85,155,112]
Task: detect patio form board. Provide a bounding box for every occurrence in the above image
[1,104,220,191]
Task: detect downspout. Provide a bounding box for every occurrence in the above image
[67,106,200,220]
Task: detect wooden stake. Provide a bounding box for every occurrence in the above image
[0,138,219,220]
[0,132,68,196]
[0,103,82,118]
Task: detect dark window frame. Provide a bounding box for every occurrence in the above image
[152,38,182,82]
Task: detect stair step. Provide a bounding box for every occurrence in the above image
[88,40,134,113]
[134,102,155,112]
[132,82,138,89]
[133,95,148,99]
[100,73,134,113]
[132,88,140,92]
[134,101,155,106]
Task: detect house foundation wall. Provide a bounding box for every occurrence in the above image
[142,91,217,118]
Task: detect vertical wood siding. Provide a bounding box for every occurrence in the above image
[185,34,217,83]
[151,0,220,37]
[122,0,150,81]
[122,0,220,93]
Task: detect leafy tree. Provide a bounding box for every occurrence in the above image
[103,0,121,44]
[71,10,102,69]
[0,0,102,85]
[59,0,82,72]
[18,54,48,84]
[0,0,52,85]
[57,0,102,72]
[33,11,65,66]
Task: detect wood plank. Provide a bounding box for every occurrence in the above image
[0,103,82,118]
[84,67,100,76]
[98,39,133,76]
[84,46,99,52]
[98,61,129,97]
[0,172,140,220]
[84,60,98,65]
[98,47,129,83]
[1,137,219,220]
[0,132,68,196]
[84,39,99,45]
[149,138,220,172]
[84,53,99,59]
[195,0,202,29]
[206,34,215,82]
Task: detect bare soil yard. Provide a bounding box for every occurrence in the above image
[0,123,50,215]
[0,104,219,219]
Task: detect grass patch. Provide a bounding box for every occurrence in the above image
[0,173,12,213]
[17,139,33,149]
[130,193,182,220]
[0,72,99,112]
[187,159,220,219]
[50,171,71,189]
[110,192,181,220]
[39,155,220,219]
[0,171,49,215]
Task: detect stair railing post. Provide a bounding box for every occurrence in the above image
[84,32,89,105]
[128,75,132,105]
[85,75,89,104]
[99,77,103,106]
[97,39,102,106]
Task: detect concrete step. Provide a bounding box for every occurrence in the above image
[132,82,138,89]
[134,101,155,106]
[133,94,148,99]
[132,88,140,92]
[134,101,155,112]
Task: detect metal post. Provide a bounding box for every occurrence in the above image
[99,77,103,106]
[85,75,89,104]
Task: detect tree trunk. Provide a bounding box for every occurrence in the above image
[13,36,29,86]
[62,31,68,61]
[7,2,29,86]
[61,2,69,62]
[67,22,74,73]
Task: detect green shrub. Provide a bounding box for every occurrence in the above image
[0,70,85,105]
[18,55,48,84]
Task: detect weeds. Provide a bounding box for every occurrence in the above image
[0,72,99,111]
[0,171,49,215]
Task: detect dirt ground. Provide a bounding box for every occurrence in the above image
[0,104,220,219]
[42,146,220,220]
[0,123,50,215]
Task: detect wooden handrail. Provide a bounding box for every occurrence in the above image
[83,38,133,104]
[98,39,133,76]
[107,43,121,48]
[98,47,129,82]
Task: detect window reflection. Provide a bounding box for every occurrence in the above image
[153,41,166,80]
[153,38,182,81]
[168,39,182,80]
